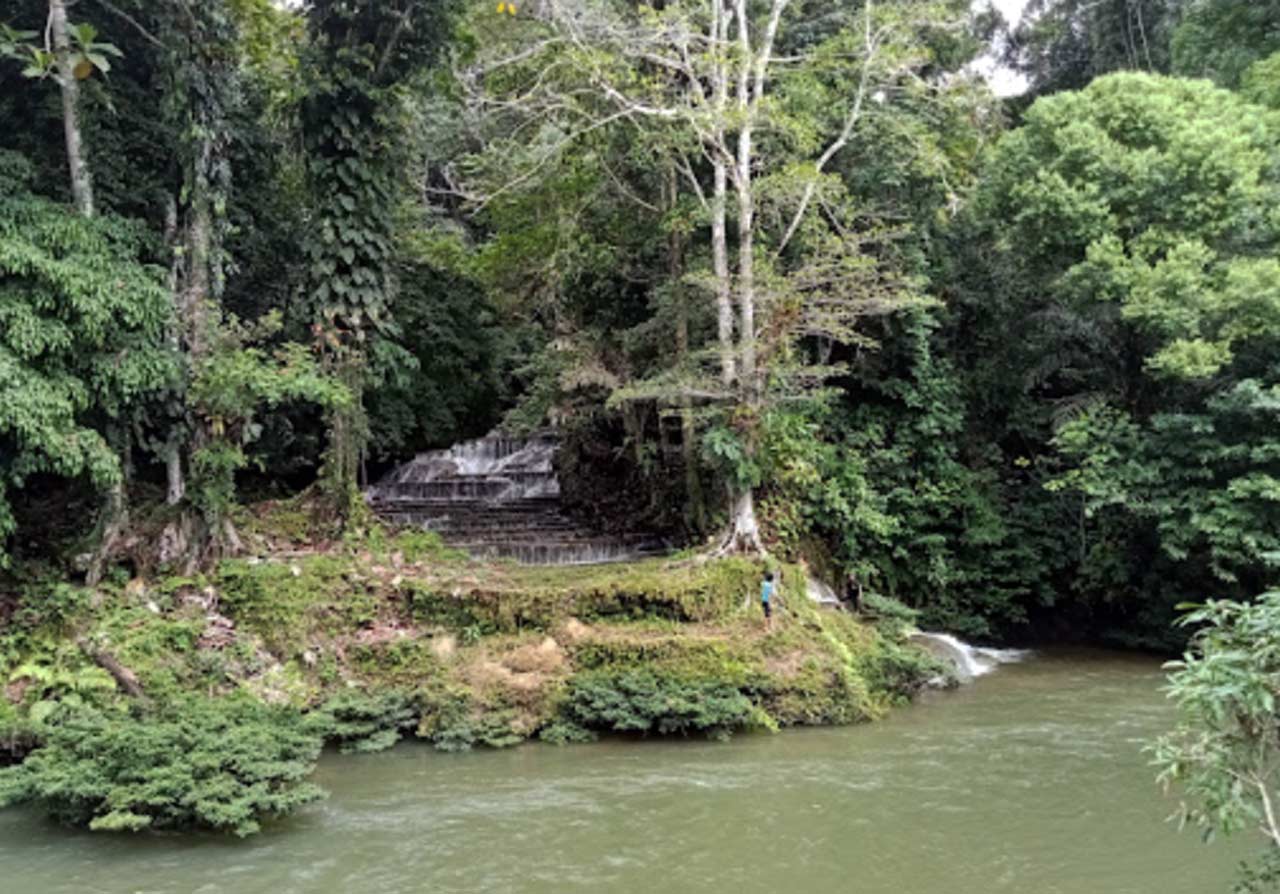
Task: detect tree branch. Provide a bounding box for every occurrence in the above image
[90,0,164,49]
[775,0,877,257]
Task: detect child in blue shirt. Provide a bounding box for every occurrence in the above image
[761,571,775,629]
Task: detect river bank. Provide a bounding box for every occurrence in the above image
[0,650,1248,893]
[0,506,944,833]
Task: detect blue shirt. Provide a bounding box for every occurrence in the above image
[761,580,774,603]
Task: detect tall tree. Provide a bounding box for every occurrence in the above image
[302,0,459,520]
[966,72,1280,638]
[1003,0,1179,100]
[455,0,970,551]
[48,0,94,215]
[1172,0,1280,89]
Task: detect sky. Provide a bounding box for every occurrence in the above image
[973,0,1033,96]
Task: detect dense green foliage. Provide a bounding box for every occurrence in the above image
[8,0,1273,641]
[1,0,1279,868]
[0,152,171,566]
[1153,594,1280,888]
[0,699,324,835]
[957,72,1280,642]
[563,670,767,740]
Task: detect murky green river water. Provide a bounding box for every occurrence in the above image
[0,650,1252,893]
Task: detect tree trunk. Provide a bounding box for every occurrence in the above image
[736,163,757,392]
[166,447,185,506]
[164,195,187,506]
[184,199,212,358]
[49,0,94,217]
[321,356,367,522]
[51,0,121,582]
[708,2,735,388]
[667,167,706,531]
[711,155,735,387]
[85,425,130,587]
[719,486,764,554]
[724,26,764,556]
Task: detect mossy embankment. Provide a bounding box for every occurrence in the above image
[0,504,943,834]
[28,537,933,742]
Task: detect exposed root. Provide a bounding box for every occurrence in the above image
[711,488,766,557]
[76,637,149,702]
[85,485,129,588]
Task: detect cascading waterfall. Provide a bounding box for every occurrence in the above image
[367,433,665,566]
[908,631,1031,682]
[805,578,843,608]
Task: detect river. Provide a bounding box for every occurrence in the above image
[0,649,1252,893]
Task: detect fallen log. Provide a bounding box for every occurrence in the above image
[76,637,149,702]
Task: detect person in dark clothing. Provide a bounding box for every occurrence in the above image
[845,570,863,612]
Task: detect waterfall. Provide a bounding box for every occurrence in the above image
[806,577,843,608]
[907,631,1031,682]
[367,433,665,566]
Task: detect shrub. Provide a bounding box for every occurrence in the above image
[0,698,324,836]
[414,686,524,752]
[313,690,416,754]
[538,718,596,745]
[563,669,770,740]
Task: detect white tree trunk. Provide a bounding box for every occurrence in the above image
[49,0,94,217]
[718,486,764,554]
[166,448,185,505]
[709,1,736,388]
[711,157,736,386]
[736,147,756,392]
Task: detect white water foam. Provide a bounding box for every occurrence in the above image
[909,632,1032,681]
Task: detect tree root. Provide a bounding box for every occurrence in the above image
[76,637,149,703]
[711,488,767,557]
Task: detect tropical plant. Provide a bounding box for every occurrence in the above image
[0,151,172,566]
[0,698,325,835]
[1152,593,1280,890]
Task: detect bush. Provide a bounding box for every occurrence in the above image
[313,690,416,754]
[563,669,769,740]
[0,698,324,836]
[0,701,37,766]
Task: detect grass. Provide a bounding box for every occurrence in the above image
[0,517,941,757]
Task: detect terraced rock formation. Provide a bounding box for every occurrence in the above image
[368,434,665,565]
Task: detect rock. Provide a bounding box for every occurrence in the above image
[431,634,457,661]
[561,618,591,642]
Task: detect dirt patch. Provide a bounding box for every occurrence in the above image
[430,634,457,661]
[560,618,591,642]
[351,623,417,646]
[467,659,545,693]
[765,650,809,678]
[503,637,565,674]
[5,678,30,705]
[458,636,572,714]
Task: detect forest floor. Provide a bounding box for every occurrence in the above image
[1,498,944,756]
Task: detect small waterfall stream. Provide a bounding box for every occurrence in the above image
[908,632,1031,682]
[368,434,665,566]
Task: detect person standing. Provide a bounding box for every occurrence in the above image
[761,570,776,630]
[845,570,863,613]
